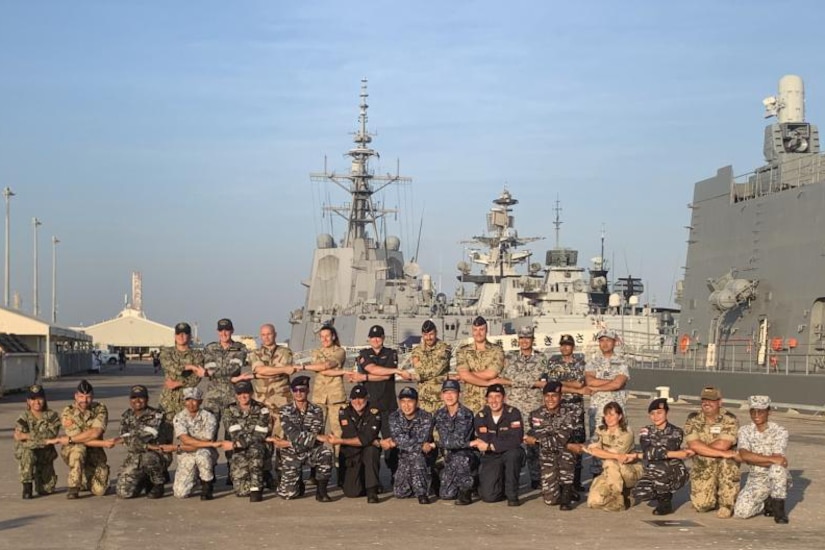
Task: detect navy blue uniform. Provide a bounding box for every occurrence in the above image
[338,403,382,497]
[474,405,525,503]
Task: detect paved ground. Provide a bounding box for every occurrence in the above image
[1,363,823,550]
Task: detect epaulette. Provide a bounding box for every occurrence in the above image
[476,411,485,418]
[686,412,699,420]
[723,410,737,420]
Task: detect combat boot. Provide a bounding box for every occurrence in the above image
[263,471,276,491]
[296,479,306,497]
[763,496,775,517]
[367,487,379,504]
[559,484,574,511]
[200,480,214,501]
[22,482,33,499]
[455,489,472,506]
[418,495,431,505]
[315,480,331,502]
[66,487,80,500]
[249,490,263,503]
[653,494,673,515]
[773,499,789,524]
[147,484,164,499]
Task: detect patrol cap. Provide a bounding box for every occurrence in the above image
[485,383,505,396]
[748,395,771,410]
[350,385,368,399]
[76,379,94,395]
[129,385,149,399]
[27,384,45,399]
[183,387,203,401]
[542,381,562,394]
[559,334,575,346]
[368,325,385,338]
[234,380,253,395]
[517,325,535,338]
[398,386,419,400]
[290,375,311,391]
[441,379,461,393]
[175,322,192,335]
[700,386,722,401]
[648,398,669,412]
[596,328,618,341]
[421,320,437,333]
[472,316,487,327]
[217,318,234,331]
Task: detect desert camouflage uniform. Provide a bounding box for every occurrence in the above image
[734,421,791,518]
[389,408,434,498]
[202,341,248,422]
[249,344,293,437]
[434,404,477,499]
[310,345,347,445]
[172,407,219,498]
[116,405,170,498]
[411,340,452,414]
[158,346,204,423]
[587,427,642,511]
[501,349,546,485]
[456,341,504,413]
[633,422,689,503]
[277,401,333,498]
[684,408,740,512]
[529,404,576,505]
[14,409,60,493]
[585,354,629,475]
[223,399,270,496]
[60,402,110,495]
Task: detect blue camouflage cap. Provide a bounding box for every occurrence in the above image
[441,379,461,392]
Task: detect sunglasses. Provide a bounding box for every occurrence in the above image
[292,388,309,393]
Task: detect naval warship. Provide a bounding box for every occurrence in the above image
[631,75,825,408]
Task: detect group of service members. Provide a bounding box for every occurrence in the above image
[12,316,791,523]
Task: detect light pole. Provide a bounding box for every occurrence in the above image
[33,217,42,317]
[3,186,15,308]
[51,236,59,324]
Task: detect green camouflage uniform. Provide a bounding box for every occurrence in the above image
[456,341,504,413]
[158,346,205,423]
[411,340,452,414]
[115,405,171,498]
[14,409,60,493]
[684,408,740,512]
[60,402,110,495]
[203,341,248,422]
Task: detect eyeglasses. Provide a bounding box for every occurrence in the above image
[292,388,308,393]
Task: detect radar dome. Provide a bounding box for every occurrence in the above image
[386,236,401,251]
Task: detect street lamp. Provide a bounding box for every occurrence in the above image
[3,186,15,307]
[33,217,42,317]
[51,236,60,324]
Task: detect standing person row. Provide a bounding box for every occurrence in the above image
[158,322,205,424]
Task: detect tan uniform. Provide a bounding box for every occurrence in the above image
[60,402,110,495]
[684,408,740,512]
[249,344,293,437]
[310,345,347,442]
[411,340,452,414]
[587,427,642,511]
[456,340,504,413]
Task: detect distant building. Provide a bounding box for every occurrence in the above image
[78,307,174,355]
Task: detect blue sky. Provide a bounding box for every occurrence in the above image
[1,0,824,339]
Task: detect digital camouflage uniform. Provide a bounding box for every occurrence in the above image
[14,409,60,494]
[172,407,218,498]
[684,408,740,512]
[633,422,689,503]
[60,402,110,495]
[734,421,791,518]
[456,341,504,413]
[158,346,204,423]
[116,405,171,498]
[389,408,434,498]
[585,353,629,475]
[223,399,270,496]
[529,404,577,505]
[433,404,477,499]
[411,340,452,414]
[309,345,347,446]
[248,344,294,437]
[277,401,334,498]
[202,341,248,422]
[587,427,642,511]
[545,353,587,487]
[501,349,546,486]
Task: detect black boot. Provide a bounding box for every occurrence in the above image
[315,480,331,502]
[763,496,775,517]
[22,482,33,499]
[147,484,164,499]
[559,484,574,511]
[367,487,379,504]
[249,490,263,503]
[263,471,276,491]
[653,494,673,515]
[200,480,214,501]
[66,487,80,500]
[296,479,306,497]
[773,499,789,524]
[455,489,472,506]
[418,495,431,505]
[573,461,587,492]
[306,468,317,486]
[431,472,441,496]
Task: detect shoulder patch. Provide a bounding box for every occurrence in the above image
[370,408,379,415]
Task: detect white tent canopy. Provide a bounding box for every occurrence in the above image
[79,308,174,349]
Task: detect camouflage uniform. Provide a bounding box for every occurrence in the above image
[14,409,60,494]
[529,404,577,505]
[433,404,477,499]
[223,399,270,496]
[389,408,434,498]
[684,408,740,512]
[734,421,791,518]
[116,406,170,498]
[501,349,546,486]
[60,402,110,495]
[158,346,204,423]
[172,407,219,498]
[585,353,629,475]
[411,340,452,414]
[203,341,248,422]
[587,427,642,511]
[310,345,347,446]
[456,341,504,413]
[248,344,294,437]
[633,422,689,503]
[545,353,587,486]
[277,401,334,498]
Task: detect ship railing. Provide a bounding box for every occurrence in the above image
[733,152,825,201]
[628,350,825,375]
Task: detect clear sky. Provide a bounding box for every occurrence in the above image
[1,0,824,339]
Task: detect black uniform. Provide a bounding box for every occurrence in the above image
[338,403,382,498]
[474,405,525,503]
[357,346,400,474]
